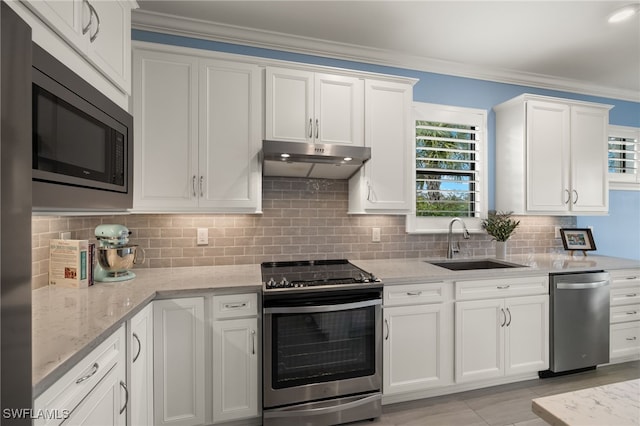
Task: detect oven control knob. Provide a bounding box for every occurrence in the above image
[280,278,289,288]
[266,278,276,288]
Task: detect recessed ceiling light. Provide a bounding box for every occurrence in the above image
[608,4,640,23]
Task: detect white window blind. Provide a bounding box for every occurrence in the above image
[407,103,487,234]
[608,125,639,188]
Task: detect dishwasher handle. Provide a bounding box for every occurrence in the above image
[556,280,609,290]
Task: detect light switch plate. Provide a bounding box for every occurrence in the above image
[197,228,208,245]
[372,228,381,242]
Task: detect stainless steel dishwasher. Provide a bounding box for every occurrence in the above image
[544,271,611,377]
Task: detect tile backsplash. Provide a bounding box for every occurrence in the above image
[32,178,575,289]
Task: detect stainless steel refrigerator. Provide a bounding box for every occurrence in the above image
[1,2,32,424]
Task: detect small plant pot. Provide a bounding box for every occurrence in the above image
[495,241,507,259]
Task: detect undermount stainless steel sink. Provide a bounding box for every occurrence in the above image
[427,259,528,271]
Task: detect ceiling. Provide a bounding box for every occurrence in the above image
[133,1,640,101]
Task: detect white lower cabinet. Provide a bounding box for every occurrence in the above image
[383,282,453,397]
[609,269,640,363]
[34,326,127,426]
[211,293,260,423]
[455,294,549,383]
[129,303,154,426]
[153,298,205,426]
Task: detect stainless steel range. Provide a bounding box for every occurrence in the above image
[262,259,383,426]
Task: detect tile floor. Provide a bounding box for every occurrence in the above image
[350,361,640,426]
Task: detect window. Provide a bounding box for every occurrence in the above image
[608,125,639,190]
[407,103,487,233]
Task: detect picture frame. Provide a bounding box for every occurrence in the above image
[559,228,597,255]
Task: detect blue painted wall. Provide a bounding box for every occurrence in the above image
[133,30,640,261]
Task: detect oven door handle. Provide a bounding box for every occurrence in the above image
[264,299,381,314]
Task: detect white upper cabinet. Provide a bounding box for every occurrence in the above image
[22,0,136,94]
[132,46,262,213]
[349,79,414,213]
[495,94,612,215]
[265,67,364,146]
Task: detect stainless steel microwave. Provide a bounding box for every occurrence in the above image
[31,44,133,212]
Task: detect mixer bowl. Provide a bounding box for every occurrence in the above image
[97,245,144,273]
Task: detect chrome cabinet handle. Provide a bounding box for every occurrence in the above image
[224,302,247,309]
[308,118,313,138]
[192,176,197,197]
[500,309,506,327]
[384,319,390,340]
[76,362,99,384]
[564,189,571,204]
[627,311,638,315]
[88,2,100,43]
[572,189,578,205]
[132,332,141,363]
[625,276,639,280]
[506,308,512,326]
[119,381,128,414]
[626,336,637,341]
[81,0,93,35]
[406,291,422,296]
[199,176,204,197]
[497,285,510,290]
[251,330,256,355]
[315,119,319,139]
[626,293,638,297]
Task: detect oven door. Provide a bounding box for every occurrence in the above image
[263,289,382,409]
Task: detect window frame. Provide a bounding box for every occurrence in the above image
[608,124,640,191]
[406,102,488,234]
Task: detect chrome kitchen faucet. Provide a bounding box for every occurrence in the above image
[447,218,470,259]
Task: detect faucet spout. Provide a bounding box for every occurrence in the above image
[447,217,470,259]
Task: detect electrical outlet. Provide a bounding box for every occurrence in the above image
[59,232,71,240]
[554,226,561,238]
[372,228,381,243]
[196,228,208,245]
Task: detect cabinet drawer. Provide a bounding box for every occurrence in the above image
[611,285,640,306]
[384,282,447,306]
[609,269,640,286]
[610,321,640,359]
[611,304,640,324]
[34,325,125,426]
[213,293,258,319]
[455,275,548,301]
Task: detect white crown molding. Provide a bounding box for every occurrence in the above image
[132,10,640,103]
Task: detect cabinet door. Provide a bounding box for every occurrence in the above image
[212,317,259,423]
[610,321,640,360]
[315,73,364,146]
[265,67,313,143]
[455,299,504,383]
[153,298,205,426]
[570,105,609,213]
[383,303,453,395]
[350,80,412,213]
[504,295,549,375]
[526,100,571,213]
[133,50,199,211]
[23,0,86,52]
[85,0,132,93]
[63,360,127,426]
[198,59,262,212]
[130,304,153,426]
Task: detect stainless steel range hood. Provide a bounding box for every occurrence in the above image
[262,140,371,179]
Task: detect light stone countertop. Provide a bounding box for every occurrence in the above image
[33,253,640,397]
[532,379,640,425]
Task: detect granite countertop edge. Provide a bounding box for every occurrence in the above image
[33,254,640,397]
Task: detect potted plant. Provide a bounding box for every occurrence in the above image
[481,210,520,259]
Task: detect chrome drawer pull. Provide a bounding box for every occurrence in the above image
[76,362,99,384]
[626,337,637,341]
[625,276,639,280]
[625,293,638,297]
[500,308,506,327]
[119,381,128,414]
[384,319,390,340]
[497,285,510,290]
[626,311,638,315]
[406,291,422,296]
[251,330,256,355]
[506,308,512,326]
[224,302,247,309]
[132,332,142,363]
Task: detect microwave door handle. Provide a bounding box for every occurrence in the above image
[265,299,381,314]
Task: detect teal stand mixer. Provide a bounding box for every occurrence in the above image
[94,224,144,282]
